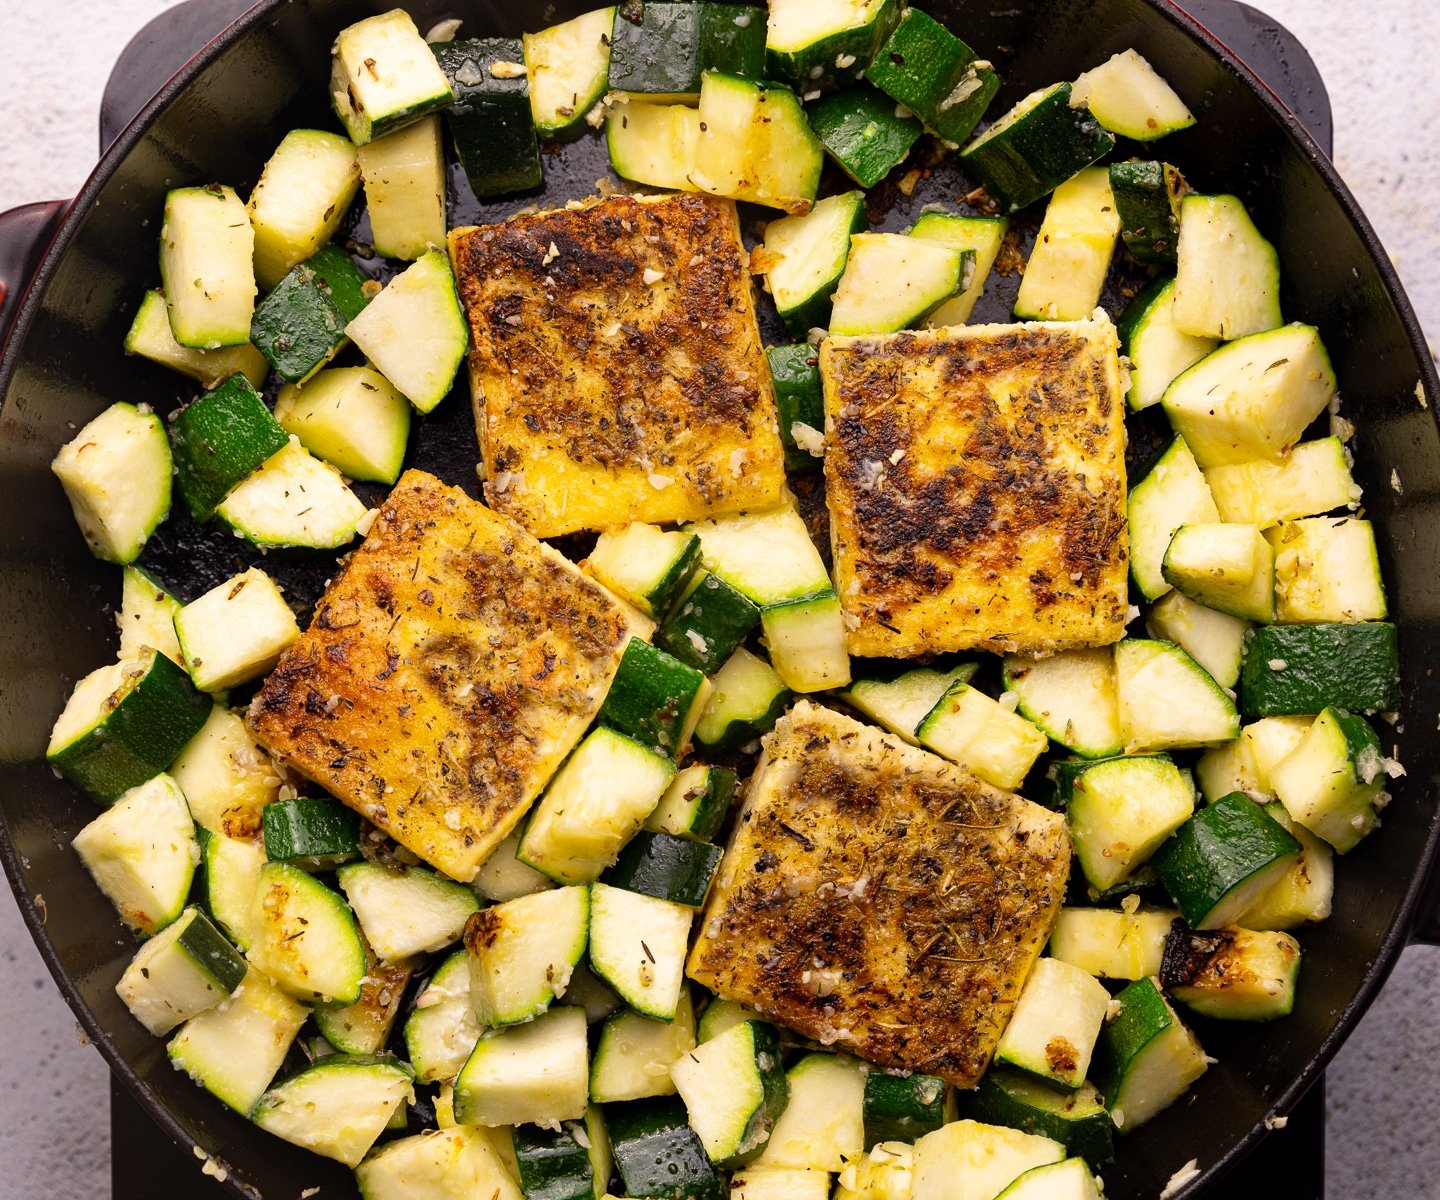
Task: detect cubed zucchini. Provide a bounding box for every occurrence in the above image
[1096,976,1208,1132]
[344,248,468,413]
[965,1073,1113,1168]
[247,128,361,290]
[907,212,1009,326]
[1072,50,1194,141]
[1152,792,1303,928]
[173,567,300,693]
[1269,707,1388,852]
[1117,275,1216,410]
[1240,622,1399,716]
[670,1019,788,1166]
[51,402,171,564]
[72,774,198,936]
[463,885,589,1026]
[455,1006,590,1128]
[47,649,211,804]
[245,860,366,1004]
[214,439,368,550]
[808,87,924,189]
[337,860,481,961]
[432,37,542,198]
[357,114,447,261]
[959,83,1114,213]
[1161,324,1336,468]
[1061,755,1195,893]
[124,289,268,388]
[115,905,246,1035]
[994,957,1111,1090]
[168,372,290,521]
[1002,648,1121,759]
[1115,638,1239,753]
[330,9,454,145]
[599,637,711,757]
[159,184,257,348]
[519,728,677,885]
[262,795,361,870]
[253,1054,414,1167]
[1013,167,1120,321]
[1269,517,1387,623]
[1160,924,1301,1021]
[828,232,965,334]
[589,881,692,1021]
[591,988,697,1103]
[1170,193,1282,341]
[867,7,1000,145]
[525,8,617,140]
[273,365,411,485]
[760,190,868,335]
[915,682,1048,791]
[1161,521,1276,623]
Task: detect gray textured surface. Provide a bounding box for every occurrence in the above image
[0,2,1437,1198]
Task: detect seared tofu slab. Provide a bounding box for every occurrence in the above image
[450,193,786,537]
[821,318,1129,658]
[248,470,634,881]
[687,701,1070,1088]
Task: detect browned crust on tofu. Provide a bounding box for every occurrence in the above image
[450,192,786,538]
[821,320,1129,658]
[686,701,1070,1087]
[247,470,633,882]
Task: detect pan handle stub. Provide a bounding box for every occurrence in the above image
[0,200,69,356]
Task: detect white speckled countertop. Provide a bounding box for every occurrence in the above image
[1,2,1437,1197]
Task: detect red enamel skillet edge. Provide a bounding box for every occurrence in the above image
[0,1,1437,1196]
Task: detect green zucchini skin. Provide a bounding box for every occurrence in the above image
[607,1096,725,1200]
[609,3,766,99]
[1109,161,1187,266]
[765,0,901,92]
[169,373,291,520]
[1240,622,1399,716]
[867,8,1001,146]
[655,572,761,675]
[965,1070,1114,1167]
[597,637,709,757]
[862,1071,946,1147]
[47,651,213,804]
[807,86,924,189]
[603,830,723,908]
[766,344,826,472]
[1152,792,1301,928]
[433,38,543,198]
[514,1123,597,1200]
[959,82,1115,212]
[250,246,370,383]
[646,765,737,842]
[262,796,363,868]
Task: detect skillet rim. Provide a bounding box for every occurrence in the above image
[1,1,1437,1195]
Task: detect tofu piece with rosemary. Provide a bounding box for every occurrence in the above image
[449,192,786,537]
[248,470,636,882]
[688,701,1071,1088]
[821,317,1129,658]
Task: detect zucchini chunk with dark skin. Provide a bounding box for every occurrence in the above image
[1161,923,1302,1021]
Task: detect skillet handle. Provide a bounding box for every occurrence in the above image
[0,201,70,357]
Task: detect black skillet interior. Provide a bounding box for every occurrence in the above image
[1,1,1438,1197]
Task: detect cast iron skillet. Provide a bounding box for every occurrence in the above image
[2,1,1439,1196]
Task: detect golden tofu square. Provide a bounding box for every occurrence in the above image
[687,701,1071,1088]
[248,470,636,882]
[450,192,787,538]
[821,318,1129,658]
